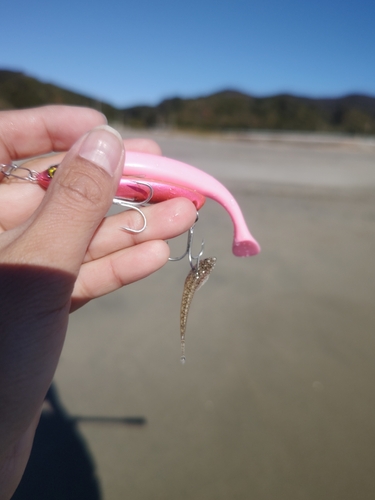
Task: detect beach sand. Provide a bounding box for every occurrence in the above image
[53,131,375,500]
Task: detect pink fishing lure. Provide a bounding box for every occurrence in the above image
[38,152,260,257]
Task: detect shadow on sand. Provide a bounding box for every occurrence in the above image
[12,384,146,500]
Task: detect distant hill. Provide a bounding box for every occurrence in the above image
[1,70,375,134]
[0,70,119,121]
[122,90,375,134]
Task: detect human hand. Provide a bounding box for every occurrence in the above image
[0,106,196,499]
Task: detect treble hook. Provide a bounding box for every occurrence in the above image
[113,180,153,234]
[169,212,205,270]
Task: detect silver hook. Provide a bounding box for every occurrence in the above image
[117,180,154,207]
[113,180,153,234]
[169,212,204,270]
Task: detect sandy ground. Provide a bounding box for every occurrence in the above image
[54,131,375,500]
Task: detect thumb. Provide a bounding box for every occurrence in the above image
[20,125,125,274]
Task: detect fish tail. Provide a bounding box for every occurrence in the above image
[180,335,186,364]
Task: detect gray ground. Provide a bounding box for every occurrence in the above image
[55,131,375,500]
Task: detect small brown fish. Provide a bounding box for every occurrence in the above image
[180,257,217,364]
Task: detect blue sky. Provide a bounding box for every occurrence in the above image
[2,0,374,107]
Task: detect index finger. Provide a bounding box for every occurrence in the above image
[0,105,107,163]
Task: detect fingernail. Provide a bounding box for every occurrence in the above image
[78,125,124,176]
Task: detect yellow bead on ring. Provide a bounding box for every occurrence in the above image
[47,166,58,178]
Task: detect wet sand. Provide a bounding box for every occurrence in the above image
[55,131,375,500]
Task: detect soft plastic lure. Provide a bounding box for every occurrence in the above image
[180,257,217,364]
[36,152,260,257]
